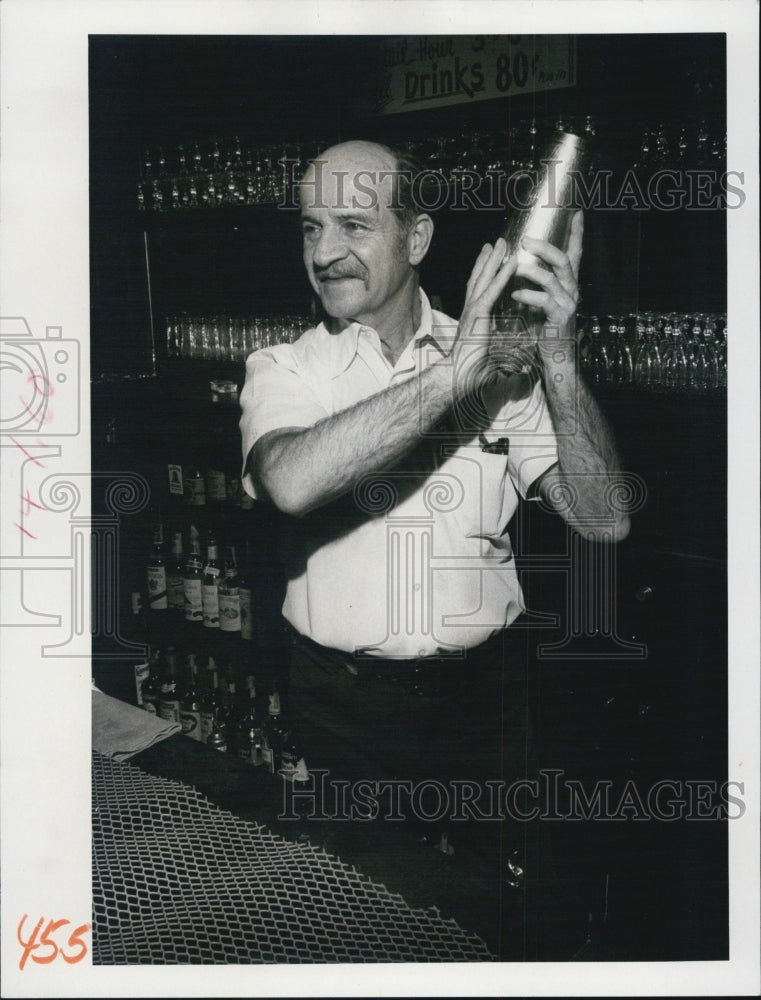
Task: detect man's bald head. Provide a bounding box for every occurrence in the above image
[300,140,425,238]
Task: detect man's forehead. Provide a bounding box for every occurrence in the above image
[300,146,400,212]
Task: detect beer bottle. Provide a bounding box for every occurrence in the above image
[202,532,221,629]
[221,671,244,756]
[238,539,254,641]
[166,530,185,613]
[261,691,288,775]
[218,545,242,634]
[146,522,168,611]
[157,646,184,723]
[137,647,163,713]
[179,652,203,741]
[182,526,204,623]
[237,676,264,767]
[200,657,224,744]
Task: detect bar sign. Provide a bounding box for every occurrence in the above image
[373,35,576,115]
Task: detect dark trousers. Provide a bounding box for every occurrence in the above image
[283,621,582,959]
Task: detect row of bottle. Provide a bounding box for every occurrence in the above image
[165,313,311,363]
[136,649,307,781]
[168,464,254,511]
[144,523,261,636]
[579,312,727,392]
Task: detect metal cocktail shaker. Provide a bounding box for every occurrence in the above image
[507,130,585,267]
[495,131,586,370]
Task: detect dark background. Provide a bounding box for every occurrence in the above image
[90,34,728,962]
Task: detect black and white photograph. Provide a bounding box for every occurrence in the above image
[0,2,758,996]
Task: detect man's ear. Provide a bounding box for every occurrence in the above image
[407,213,434,266]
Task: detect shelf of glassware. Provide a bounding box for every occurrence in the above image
[579,312,727,399]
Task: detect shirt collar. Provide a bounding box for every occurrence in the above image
[317,290,448,379]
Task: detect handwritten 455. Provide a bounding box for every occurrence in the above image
[17,915,91,970]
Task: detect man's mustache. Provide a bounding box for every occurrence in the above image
[314,265,366,281]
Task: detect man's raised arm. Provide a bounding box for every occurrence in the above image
[249,241,516,517]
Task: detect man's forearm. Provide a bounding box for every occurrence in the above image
[253,361,455,516]
[539,346,630,538]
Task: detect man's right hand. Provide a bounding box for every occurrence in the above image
[449,237,518,401]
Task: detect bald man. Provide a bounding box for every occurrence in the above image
[239,140,626,957]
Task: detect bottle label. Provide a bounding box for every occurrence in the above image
[219,593,241,631]
[280,754,309,783]
[206,470,227,501]
[158,698,181,723]
[239,742,262,767]
[147,567,167,609]
[184,476,206,506]
[183,579,203,620]
[168,464,184,496]
[202,584,220,627]
[239,588,253,640]
[167,574,185,611]
[200,710,214,742]
[261,746,275,773]
[180,709,203,740]
[134,660,150,705]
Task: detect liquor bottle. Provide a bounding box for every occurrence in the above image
[157,646,183,722]
[205,469,227,505]
[261,691,289,774]
[166,530,185,613]
[146,522,168,611]
[206,715,228,753]
[279,728,309,784]
[221,672,244,755]
[200,658,224,744]
[133,657,151,708]
[183,525,204,623]
[138,648,163,714]
[179,653,204,742]
[237,676,264,767]
[184,468,206,506]
[202,532,221,629]
[218,545,242,634]
[238,539,254,641]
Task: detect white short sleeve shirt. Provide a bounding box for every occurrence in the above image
[239,291,559,657]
